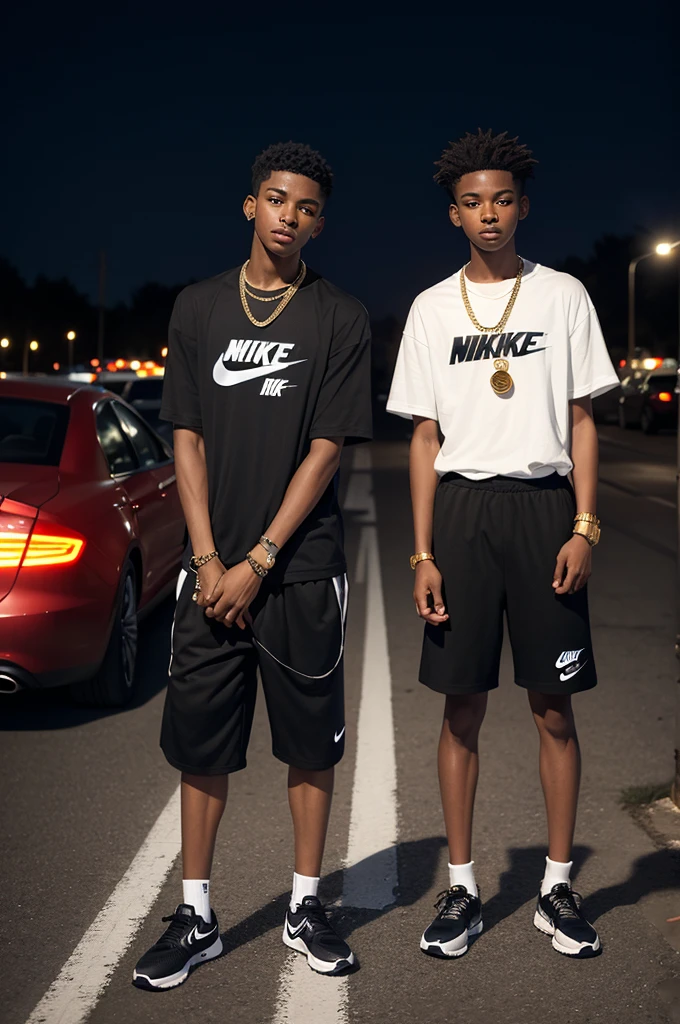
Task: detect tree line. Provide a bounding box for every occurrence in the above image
[0,232,677,387]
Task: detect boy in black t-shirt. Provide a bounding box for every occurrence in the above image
[132,142,372,990]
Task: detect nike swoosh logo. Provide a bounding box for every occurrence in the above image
[213,357,307,387]
[559,661,587,682]
[286,919,308,940]
[334,727,345,743]
[186,923,217,945]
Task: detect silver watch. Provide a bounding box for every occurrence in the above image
[258,534,279,567]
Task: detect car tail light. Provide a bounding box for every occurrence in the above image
[0,499,85,569]
[0,499,37,568]
[22,523,85,567]
[656,391,673,403]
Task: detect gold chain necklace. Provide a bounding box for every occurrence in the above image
[239,259,306,328]
[459,256,524,395]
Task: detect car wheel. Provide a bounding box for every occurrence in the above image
[618,404,628,429]
[70,563,139,707]
[641,406,658,435]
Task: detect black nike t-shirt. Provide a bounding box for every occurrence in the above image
[160,266,373,583]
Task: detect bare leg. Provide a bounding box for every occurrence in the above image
[528,691,581,863]
[288,766,334,877]
[438,693,488,865]
[181,773,229,879]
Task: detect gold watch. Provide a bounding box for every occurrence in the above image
[573,513,600,547]
[410,552,435,570]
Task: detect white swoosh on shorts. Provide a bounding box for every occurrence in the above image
[334,726,346,743]
[213,358,307,387]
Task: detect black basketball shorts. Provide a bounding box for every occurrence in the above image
[161,571,348,775]
[419,473,597,696]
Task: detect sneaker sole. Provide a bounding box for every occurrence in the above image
[533,910,601,958]
[420,919,483,958]
[282,927,355,975]
[132,936,223,990]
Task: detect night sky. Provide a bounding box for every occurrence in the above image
[3,4,678,321]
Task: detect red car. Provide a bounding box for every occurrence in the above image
[0,378,185,706]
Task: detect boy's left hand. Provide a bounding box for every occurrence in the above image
[204,561,261,628]
[552,535,592,595]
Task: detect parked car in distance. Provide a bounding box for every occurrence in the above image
[0,377,185,706]
[618,370,678,433]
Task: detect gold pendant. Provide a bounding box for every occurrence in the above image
[490,358,513,395]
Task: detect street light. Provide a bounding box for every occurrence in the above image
[23,339,39,376]
[0,338,9,349]
[628,241,680,366]
[66,330,76,368]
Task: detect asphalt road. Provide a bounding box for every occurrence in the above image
[1,421,679,1024]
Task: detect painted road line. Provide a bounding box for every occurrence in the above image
[273,447,398,1023]
[25,785,181,1024]
[343,519,398,909]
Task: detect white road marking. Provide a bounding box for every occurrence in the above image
[273,446,398,1023]
[25,786,181,1024]
[343,519,398,909]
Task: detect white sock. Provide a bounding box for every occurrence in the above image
[541,856,573,895]
[448,861,478,896]
[290,872,320,912]
[182,879,211,924]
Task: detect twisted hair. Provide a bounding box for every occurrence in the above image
[251,141,333,200]
[434,129,538,197]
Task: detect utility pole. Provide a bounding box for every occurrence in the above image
[97,250,106,363]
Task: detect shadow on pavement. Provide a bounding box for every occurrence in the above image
[217,839,680,956]
[581,847,680,924]
[218,837,447,955]
[0,597,173,731]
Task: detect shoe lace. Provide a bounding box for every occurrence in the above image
[548,884,583,920]
[157,911,193,946]
[299,899,334,935]
[433,885,477,920]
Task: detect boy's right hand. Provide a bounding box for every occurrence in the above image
[195,559,227,608]
[413,562,449,625]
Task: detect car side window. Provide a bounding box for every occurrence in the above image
[96,403,138,475]
[113,403,168,468]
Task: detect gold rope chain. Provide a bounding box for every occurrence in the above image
[239,259,306,328]
[459,256,524,333]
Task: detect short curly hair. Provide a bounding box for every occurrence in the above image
[434,129,538,198]
[251,141,333,200]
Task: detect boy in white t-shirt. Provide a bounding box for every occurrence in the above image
[387,129,619,960]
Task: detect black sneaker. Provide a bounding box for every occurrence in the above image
[420,885,483,958]
[534,883,601,958]
[132,904,222,990]
[283,896,354,975]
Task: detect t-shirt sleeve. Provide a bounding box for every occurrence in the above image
[160,289,202,429]
[309,304,373,445]
[568,287,620,400]
[386,301,438,421]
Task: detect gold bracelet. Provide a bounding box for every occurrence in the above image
[246,552,268,578]
[573,520,600,547]
[410,551,435,570]
[574,512,600,526]
[190,550,219,569]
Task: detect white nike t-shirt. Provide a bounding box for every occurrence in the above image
[387,260,619,479]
